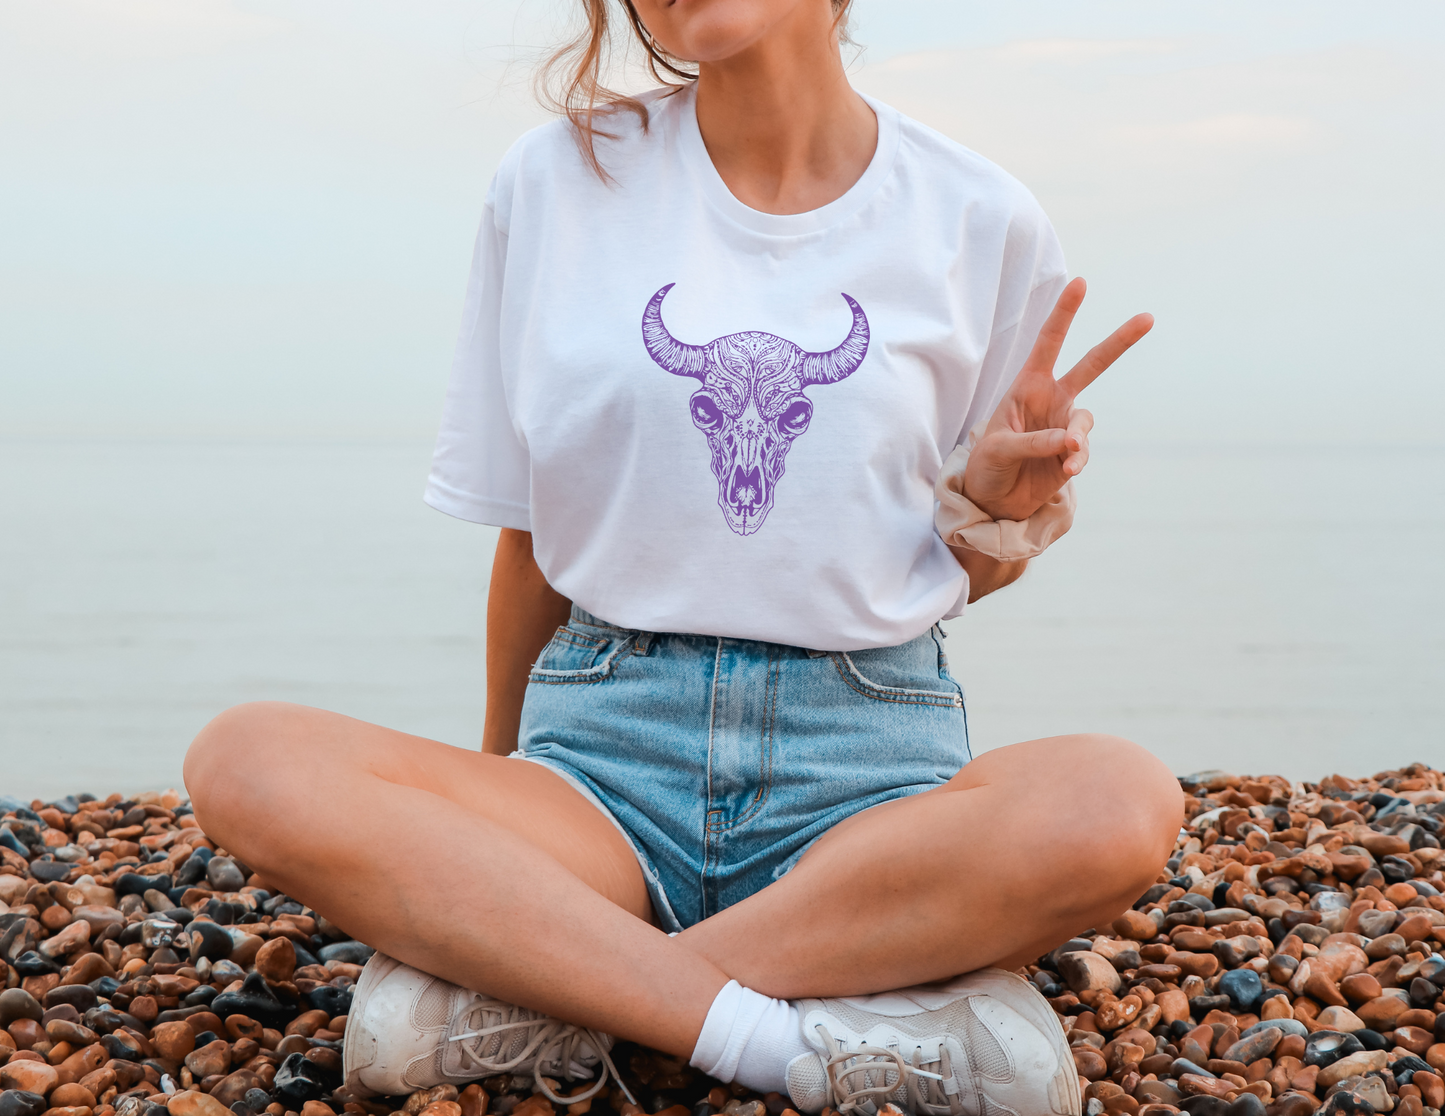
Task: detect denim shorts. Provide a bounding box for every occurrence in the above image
[515,606,972,931]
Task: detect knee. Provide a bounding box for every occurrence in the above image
[185,702,301,835]
[1077,734,1182,830]
[1070,733,1183,890]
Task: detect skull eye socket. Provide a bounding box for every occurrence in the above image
[778,397,813,437]
[690,391,725,433]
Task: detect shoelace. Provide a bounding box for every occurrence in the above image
[448,996,636,1106]
[812,1025,949,1116]
[903,1045,963,1116]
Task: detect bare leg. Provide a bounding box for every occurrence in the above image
[184,702,728,1057]
[676,733,1184,998]
[187,709,1179,1059]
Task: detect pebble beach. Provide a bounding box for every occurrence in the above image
[2,764,1444,1116]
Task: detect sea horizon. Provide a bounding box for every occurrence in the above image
[3,435,1441,799]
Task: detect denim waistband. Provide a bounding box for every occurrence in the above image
[569,604,629,631]
[567,604,945,659]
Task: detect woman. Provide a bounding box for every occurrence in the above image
[186,2,1183,1113]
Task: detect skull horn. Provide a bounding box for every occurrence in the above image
[641,284,708,380]
[800,294,869,385]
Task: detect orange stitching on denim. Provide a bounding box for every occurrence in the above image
[712,646,780,833]
[552,629,607,651]
[702,637,724,918]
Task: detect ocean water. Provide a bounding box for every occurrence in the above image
[1,438,1441,800]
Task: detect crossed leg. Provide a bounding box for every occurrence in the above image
[184,702,1181,1060]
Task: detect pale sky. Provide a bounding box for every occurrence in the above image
[1,0,1442,445]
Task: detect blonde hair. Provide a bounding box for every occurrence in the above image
[538,0,855,179]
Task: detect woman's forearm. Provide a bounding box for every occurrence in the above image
[950,544,1028,604]
[482,528,573,756]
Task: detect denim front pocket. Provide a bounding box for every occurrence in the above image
[528,626,632,685]
[830,638,963,708]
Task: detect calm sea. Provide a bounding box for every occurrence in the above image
[2,438,1441,799]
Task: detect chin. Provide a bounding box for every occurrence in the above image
[637,0,802,63]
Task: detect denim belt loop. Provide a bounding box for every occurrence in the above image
[633,631,655,655]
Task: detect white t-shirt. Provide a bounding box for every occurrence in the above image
[425,84,1066,651]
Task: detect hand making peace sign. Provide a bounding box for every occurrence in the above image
[963,278,1154,523]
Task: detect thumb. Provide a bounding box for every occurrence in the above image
[981,428,1069,464]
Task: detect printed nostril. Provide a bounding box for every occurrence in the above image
[726,463,766,509]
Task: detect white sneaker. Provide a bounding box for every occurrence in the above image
[784,968,1080,1116]
[343,952,628,1101]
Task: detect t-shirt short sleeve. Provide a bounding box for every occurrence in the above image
[953,206,1069,445]
[423,191,532,531]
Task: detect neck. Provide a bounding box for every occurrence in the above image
[692,7,876,216]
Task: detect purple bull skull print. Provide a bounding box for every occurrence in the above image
[641,284,870,535]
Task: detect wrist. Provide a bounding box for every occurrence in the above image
[959,479,1017,523]
[950,544,1029,602]
[936,425,1077,562]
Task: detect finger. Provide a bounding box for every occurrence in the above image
[1019,277,1087,380]
[1058,312,1154,397]
[1062,409,1093,476]
[983,427,1070,464]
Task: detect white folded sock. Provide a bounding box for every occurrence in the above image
[689,979,810,1094]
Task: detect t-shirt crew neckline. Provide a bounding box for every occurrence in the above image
[676,84,901,237]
